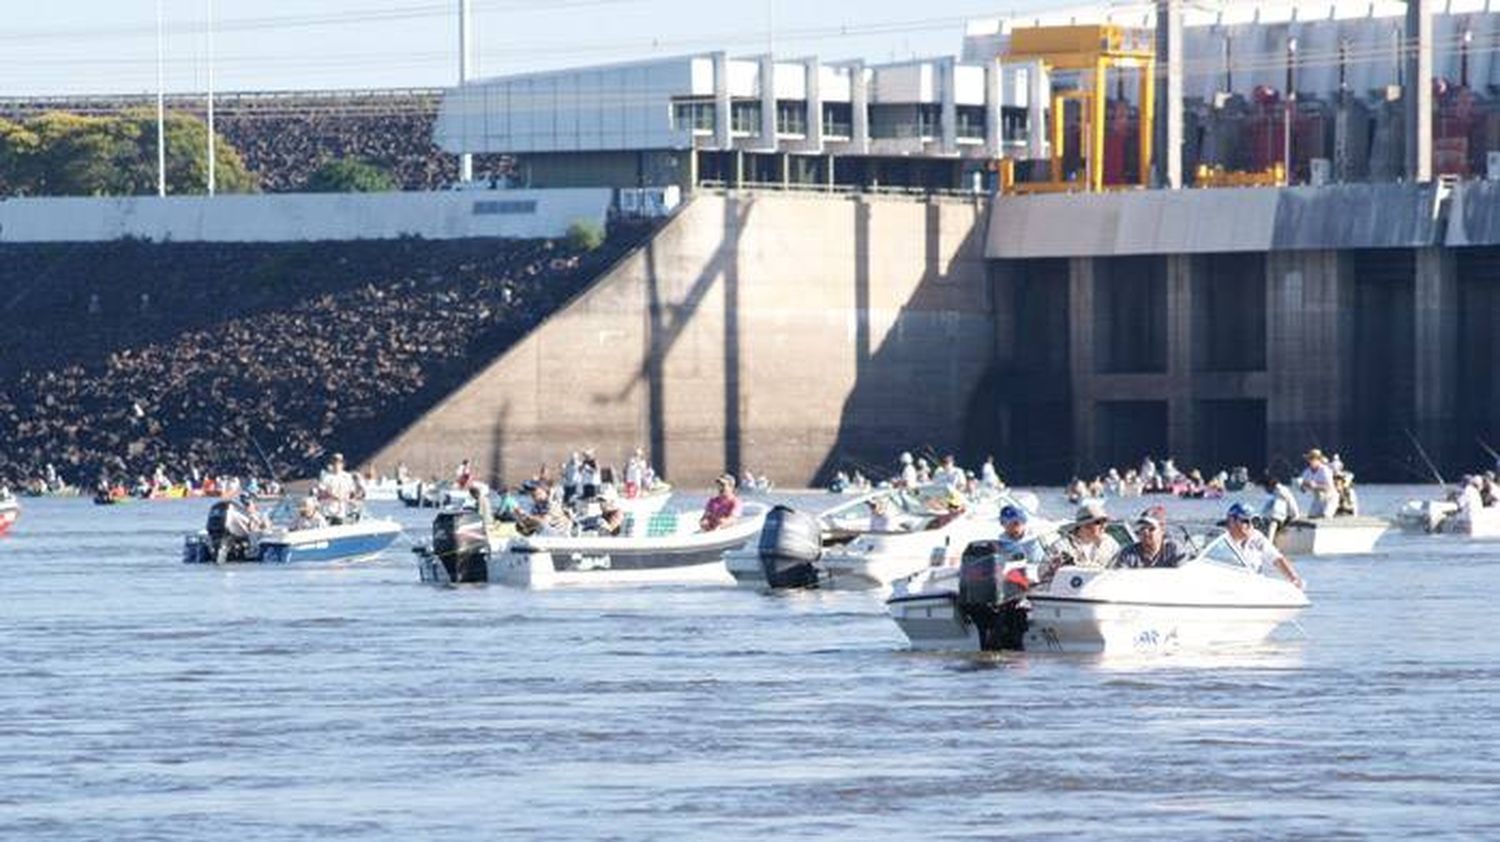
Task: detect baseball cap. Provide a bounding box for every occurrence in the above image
[1226,501,1255,522]
[999,504,1028,525]
[1135,505,1166,531]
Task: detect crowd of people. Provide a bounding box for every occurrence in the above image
[0,235,639,489]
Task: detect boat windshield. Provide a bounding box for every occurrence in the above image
[1196,533,1253,571]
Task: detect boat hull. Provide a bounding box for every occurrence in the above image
[0,503,18,536]
[1274,517,1389,556]
[488,545,736,589]
[257,521,403,564]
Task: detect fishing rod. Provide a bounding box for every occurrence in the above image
[1477,436,1500,465]
[1403,428,1445,487]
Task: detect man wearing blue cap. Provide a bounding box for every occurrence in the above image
[1114,506,1187,569]
[1223,502,1304,589]
[997,504,1047,564]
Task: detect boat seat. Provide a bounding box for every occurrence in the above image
[645,511,680,537]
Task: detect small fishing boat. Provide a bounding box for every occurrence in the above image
[416,503,766,589]
[1272,516,1389,556]
[887,532,1309,654]
[182,499,402,564]
[0,494,19,536]
[727,485,1050,592]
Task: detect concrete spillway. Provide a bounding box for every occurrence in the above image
[377,183,1500,486]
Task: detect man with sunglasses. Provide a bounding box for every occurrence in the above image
[1114,506,1187,569]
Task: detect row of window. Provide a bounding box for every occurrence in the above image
[672,100,998,140]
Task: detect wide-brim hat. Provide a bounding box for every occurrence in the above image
[1304,448,1326,462]
[1071,501,1109,527]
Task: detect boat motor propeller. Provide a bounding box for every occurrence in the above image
[757,505,824,589]
[431,509,490,583]
[958,540,1031,651]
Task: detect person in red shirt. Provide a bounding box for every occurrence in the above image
[699,474,742,532]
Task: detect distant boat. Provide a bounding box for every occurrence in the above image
[182,499,402,564]
[1273,516,1389,556]
[0,495,19,536]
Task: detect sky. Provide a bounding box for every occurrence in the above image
[0,0,1062,97]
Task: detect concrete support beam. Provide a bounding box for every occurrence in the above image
[1414,246,1458,466]
[1405,0,1433,183]
[713,52,732,150]
[1266,250,1354,464]
[804,57,824,154]
[1154,0,1184,188]
[1069,257,1099,473]
[760,54,778,153]
[941,57,959,156]
[986,61,1005,159]
[1027,61,1048,161]
[1166,254,1196,462]
[850,62,870,155]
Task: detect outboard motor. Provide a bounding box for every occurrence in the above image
[757,505,824,589]
[430,509,490,583]
[958,540,1030,651]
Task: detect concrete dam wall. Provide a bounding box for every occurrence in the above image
[372,192,995,487]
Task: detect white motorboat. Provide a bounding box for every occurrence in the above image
[1396,499,1500,538]
[887,533,1309,654]
[727,485,1050,592]
[1272,516,1389,556]
[182,499,403,564]
[416,503,766,589]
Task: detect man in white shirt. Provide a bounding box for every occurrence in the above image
[1298,448,1338,519]
[318,453,357,523]
[1224,502,1303,589]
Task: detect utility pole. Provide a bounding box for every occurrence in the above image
[458,0,473,183]
[156,0,167,197]
[206,0,216,195]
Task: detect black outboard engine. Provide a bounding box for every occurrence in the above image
[430,509,490,583]
[958,541,1030,651]
[757,505,824,589]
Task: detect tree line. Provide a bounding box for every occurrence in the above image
[0,109,396,196]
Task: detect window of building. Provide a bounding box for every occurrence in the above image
[916,104,942,138]
[776,101,807,136]
[672,99,716,133]
[823,102,852,138]
[731,101,762,135]
[956,105,986,140]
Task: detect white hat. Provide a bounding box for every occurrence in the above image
[900,452,913,465]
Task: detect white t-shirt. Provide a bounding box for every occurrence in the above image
[1229,529,1283,576]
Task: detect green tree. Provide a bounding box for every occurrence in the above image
[565,219,605,251]
[0,109,256,197]
[305,158,397,193]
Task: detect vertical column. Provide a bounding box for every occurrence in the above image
[1405,0,1433,182]
[1070,257,1099,474]
[940,57,959,156]
[1414,246,1458,468]
[804,57,824,154]
[850,61,870,155]
[1266,250,1352,462]
[713,52,732,150]
[1166,254,1196,463]
[760,54,778,152]
[986,61,1005,159]
[1154,0,1183,188]
[1028,61,1048,161]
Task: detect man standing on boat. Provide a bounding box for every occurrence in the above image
[318,453,357,524]
[699,474,742,532]
[1223,502,1304,589]
[1114,506,1187,569]
[1298,448,1339,518]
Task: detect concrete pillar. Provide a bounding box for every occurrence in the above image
[850,61,870,155]
[780,153,791,188]
[1027,60,1048,161]
[826,153,836,190]
[1166,254,1196,462]
[1414,246,1458,468]
[940,57,959,156]
[804,57,824,154]
[1069,257,1099,474]
[1266,250,1354,464]
[1154,0,1184,188]
[713,52,732,150]
[986,61,1005,159]
[760,54,779,153]
[1405,0,1433,183]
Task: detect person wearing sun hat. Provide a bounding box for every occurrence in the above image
[1063,500,1120,569]
[1222,501,1304,590]
[1114,505,1187,569]
[1298,448,1338,518]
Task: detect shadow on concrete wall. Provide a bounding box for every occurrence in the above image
[812,199,994,485]
[600,196,753,482]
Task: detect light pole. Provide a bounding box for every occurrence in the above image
[458,0,473,183]
[207,0,216,195]
[156,0,167,196]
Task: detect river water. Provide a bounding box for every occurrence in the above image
[2,486,1498,840]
